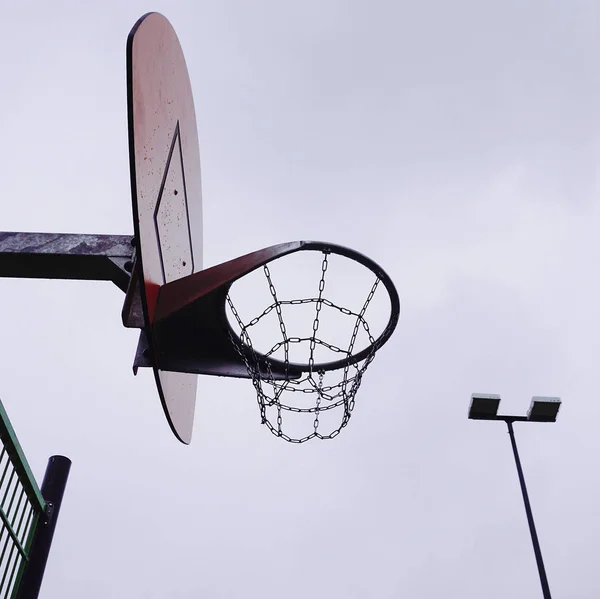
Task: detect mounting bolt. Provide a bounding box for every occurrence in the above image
[124,260,133,273]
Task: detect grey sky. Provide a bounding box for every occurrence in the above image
[0,1,597,597]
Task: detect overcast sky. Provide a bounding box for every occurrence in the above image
[0,1,597,597]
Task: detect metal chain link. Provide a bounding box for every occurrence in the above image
[307,253,328,376]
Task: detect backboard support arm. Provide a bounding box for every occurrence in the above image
[0,232,135,292]
[0,231,151,373]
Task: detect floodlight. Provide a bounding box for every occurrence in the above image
[468,393,501,420]
[527,397,561,423]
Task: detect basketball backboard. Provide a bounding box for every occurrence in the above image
[127,12,203,444]
[124,12,400,446]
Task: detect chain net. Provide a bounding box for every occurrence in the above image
[226,251,382,443]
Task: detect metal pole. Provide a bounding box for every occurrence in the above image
[505,420,552,599]
[0,232,135,292]
[16,455,71,599]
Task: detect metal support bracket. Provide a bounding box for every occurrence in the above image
[121,252,145,328]
[0,232,149,371]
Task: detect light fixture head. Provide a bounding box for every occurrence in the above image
[527,397,561,422]
[468,393,501,420]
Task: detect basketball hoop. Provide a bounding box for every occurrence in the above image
[0,11,402,448]
[143,240,399,442]
[225,243,400,443]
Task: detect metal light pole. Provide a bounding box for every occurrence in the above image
[468,394,561,599]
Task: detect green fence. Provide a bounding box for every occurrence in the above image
[0,400,46,599]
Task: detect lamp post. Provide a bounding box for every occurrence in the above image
[468,394,561,599]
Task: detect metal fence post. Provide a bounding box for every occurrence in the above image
[15,456,71,599]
